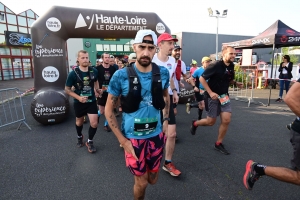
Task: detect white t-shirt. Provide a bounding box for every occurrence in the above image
[152,54,176,95]
[172,60,187,93]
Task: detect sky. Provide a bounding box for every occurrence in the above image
[2,0,300,37]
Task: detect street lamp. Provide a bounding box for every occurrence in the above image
[208,8,228,60]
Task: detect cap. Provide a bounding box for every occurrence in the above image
[201,56,211,63]
[99,59,103,62]
[173,45,182,50]
[133,29,157,46]
[129,53,136,60]
[190,59,197,65]
[157,33,178,44]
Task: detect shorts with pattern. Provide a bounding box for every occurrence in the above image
[125,132,166,176]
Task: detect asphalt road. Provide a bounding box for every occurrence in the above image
[1,93,300,200]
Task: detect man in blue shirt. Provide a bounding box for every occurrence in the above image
[105,30,170,199]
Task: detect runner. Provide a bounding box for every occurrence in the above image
[96,52,117,132]
[105,29,170,199]
[152,33,181,176]
[186,56,212,120]
[190,46,236,155]
[243,78,300,190]
[65,50,101,153]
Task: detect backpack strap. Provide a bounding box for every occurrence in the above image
[151,62,165,110]
[73,67,83,90]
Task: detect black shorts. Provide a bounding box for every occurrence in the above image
[195,92,204,102]
[73,101,98,118]
[97,92,108,106]
[290,129,300,170]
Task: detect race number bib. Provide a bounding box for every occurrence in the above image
[200,89,205,95]
[102,84,108,92]
[218,94,230,105]
[134,117,158,136]
[80,86,92,102]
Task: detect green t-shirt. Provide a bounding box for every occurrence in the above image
[65,68,98,103]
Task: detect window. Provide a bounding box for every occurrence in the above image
[26,10,35,18]
[124,45,130,51]
[18,26,28,33]
[96,44,103,51]
[0,47,10,55]
[5,8,13,13]
[7,25,18,32]
[0,23,6,33]
[117,45,123,51]
[110,45,116,51]
[17,16,27,26]
[6,14,17,25]
[1,58,13,80]
[0,13,5,22]
[28,28,31,34]
[21,48,30,55]
[0,3,4,11]
[27,18,35,27]
[103,44,110,51]
[19,12,26,17]
[11,47,21,55]
[0,35,6,45]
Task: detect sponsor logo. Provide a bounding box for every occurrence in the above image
[167,63,172,70]
[42,66,59,82]
[5,31,32,46]
[288,36,300,42]
[46,17,61,32]
[34,103,66,117]
[252,38,270,45]
[280,35,300,43]
[281,35,288,43]
[286,29,296,35]
[35,45,63,58]
[75,13,147,31]
[85,41,91,48]
[156,22,165,34]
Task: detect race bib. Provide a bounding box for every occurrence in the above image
[134,117,158,136]
[102,84,108,92]
[218,94,230,105]
[80,86,92,103]
[200,89,205,95]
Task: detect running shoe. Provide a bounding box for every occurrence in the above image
[190,120,197,135]
[104,125,111,132]
[214,143,230,155]
[286,123,291,131]
[275,98,282,102]
[186,103,191,114]
[77,136,84,148]
[243,160,260,190]
[162,163,181,176]
[86,141,96,153]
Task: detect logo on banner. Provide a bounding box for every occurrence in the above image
[286,29,296,35]
[42,66,59,82]
[288,36,300,42]
[75,13,147,31]
[252,38,270,45]
[34,45,63,58]
[34,103,66,117]
[46,17,61,32]
[280,35,288,43]
[156,22,165,34]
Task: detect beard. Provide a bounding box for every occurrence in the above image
[137,56,151,67]
[81,62,89,67]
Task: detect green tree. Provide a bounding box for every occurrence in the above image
[271,46,300,64]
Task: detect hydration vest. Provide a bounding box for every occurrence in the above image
[121,63,165,113]
[73,66,96,90]
[175,60,182,81]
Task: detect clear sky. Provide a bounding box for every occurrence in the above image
[2,0,300,37]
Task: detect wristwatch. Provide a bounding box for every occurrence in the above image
[162,118,170,122]
[172,88,177,92]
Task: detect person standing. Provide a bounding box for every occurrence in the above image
[190,46,236,155]
[172,45,187,115]
[276,55,293,102]
[65,50,101,153]
[97,52,117,132]
[105,29,170,200]
[243,78,300,190]
[190,59,198,76]
[152,33,181,176]
[186,56,212,120]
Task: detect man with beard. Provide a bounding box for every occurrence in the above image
[105,29,170,200]
[97,52,117,132]
[152,33,181,177]
[172,45,187,115]
[65,50,101,153]
[190,46,236,155]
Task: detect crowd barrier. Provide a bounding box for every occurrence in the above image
[0,88,31,130]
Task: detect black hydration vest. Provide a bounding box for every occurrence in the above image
[121,63,165,113]
[73,66,96,90]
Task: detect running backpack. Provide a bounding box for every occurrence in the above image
[73,66,96,90]
[175,60,182,81]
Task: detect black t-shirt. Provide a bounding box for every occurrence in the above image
[201,60,235,95]
[96,65,117,92]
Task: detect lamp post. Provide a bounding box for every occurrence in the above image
[208,8,228,61]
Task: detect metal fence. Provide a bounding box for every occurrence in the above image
[0,88,31,130]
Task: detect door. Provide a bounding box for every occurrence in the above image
[12,58,23,79]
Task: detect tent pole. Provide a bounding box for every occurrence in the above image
[267,43,276,106]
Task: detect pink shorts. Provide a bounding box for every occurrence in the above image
[125,132,166,176]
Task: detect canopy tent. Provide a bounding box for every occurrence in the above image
[222,20,300,105]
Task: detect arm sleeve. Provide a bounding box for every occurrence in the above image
[201,63,217,80]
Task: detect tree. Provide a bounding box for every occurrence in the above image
[271,47,299,64]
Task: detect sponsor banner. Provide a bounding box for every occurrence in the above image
[5,31,32,46]
[42,66,60,82]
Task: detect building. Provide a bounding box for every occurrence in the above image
[0,2,38,81]
[174,32,273,67]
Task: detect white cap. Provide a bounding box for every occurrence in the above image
[99,59,103,62]
[133,29,157,46]
[129,53,136,60]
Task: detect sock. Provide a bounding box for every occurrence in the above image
[165,160,172,165]
[254,164,266,176]
[77,135,82,139]
[215,141,222,146]
[104,120,108,126]
[75,124,83,137]
[88,126,97,140]
[198,109,203,120]
[88,139,93,143]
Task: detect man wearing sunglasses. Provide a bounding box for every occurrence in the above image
[190,46,236,155]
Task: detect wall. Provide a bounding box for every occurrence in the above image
[66,38,83,67]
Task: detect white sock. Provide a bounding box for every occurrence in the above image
[88,139,92,143]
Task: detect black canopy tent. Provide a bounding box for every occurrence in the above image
[222,20,300,105]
